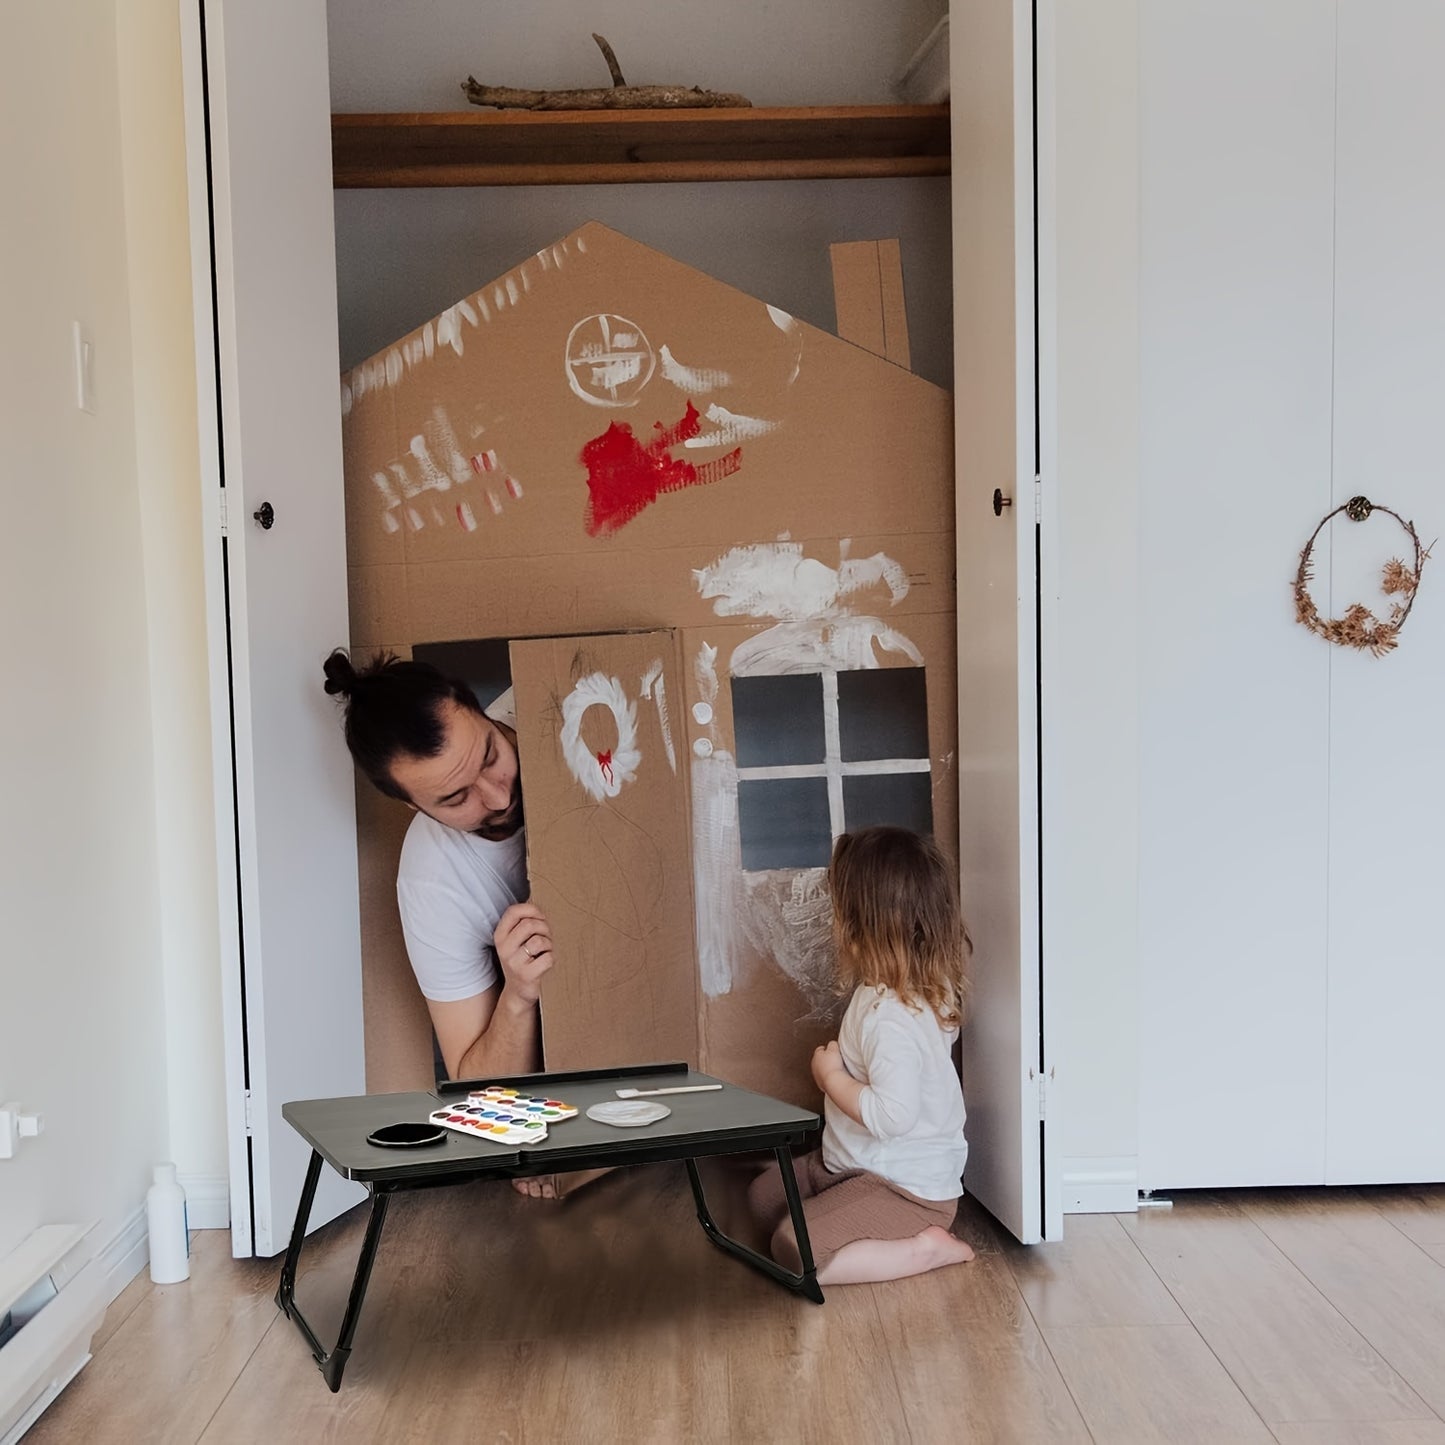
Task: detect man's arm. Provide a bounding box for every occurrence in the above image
[427,901,554,1080]
[429,985,538,1081]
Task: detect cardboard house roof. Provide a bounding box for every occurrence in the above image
[340,221,958,1104]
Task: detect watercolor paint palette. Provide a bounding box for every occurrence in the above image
[427,1087,578,1147]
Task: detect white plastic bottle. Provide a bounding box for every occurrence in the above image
[146,1163,190,1284]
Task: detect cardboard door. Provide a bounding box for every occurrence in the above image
[949,0,1060,1243]
[509,632,699,1071]
[182,0,365,1255]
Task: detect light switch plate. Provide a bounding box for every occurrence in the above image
[73,321,95,414]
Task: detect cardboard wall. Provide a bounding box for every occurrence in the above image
[343,222,956,1105]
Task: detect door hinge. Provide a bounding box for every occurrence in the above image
[218,490,229,537]
[1034,474,1043,524]
[1029,1065,1055,1120]
[242,1089,254,1135]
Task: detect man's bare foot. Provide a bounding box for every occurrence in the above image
[510,1167,613,1201]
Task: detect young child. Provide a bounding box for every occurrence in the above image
[748,826,975,1285]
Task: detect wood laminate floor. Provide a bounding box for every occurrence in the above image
[25,1165,1445,1444]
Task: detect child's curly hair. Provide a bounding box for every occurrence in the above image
[827,826,971,1029]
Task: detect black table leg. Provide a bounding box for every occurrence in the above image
[685,1149,824,1304]
[275,1149,392,1392]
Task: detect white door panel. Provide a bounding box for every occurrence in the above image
[950,0,1056,1243]
[183,0,365,1255]
[1326,0,1445,1183]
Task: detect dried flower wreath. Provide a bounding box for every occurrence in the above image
[1293,495,1430,656]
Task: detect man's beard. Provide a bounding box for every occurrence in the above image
[473,791,524,842]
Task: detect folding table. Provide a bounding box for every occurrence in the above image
[277,1062,823,1390]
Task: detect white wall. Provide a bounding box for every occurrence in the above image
[0,0,223,1269]
[115,0,228,1215]
[327,0,956,388]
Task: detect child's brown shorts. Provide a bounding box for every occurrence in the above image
[747,1148,959,1270]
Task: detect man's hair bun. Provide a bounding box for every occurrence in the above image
[322,649,359,697]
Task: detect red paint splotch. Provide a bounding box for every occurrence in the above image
[597,749,614,788]
[580,401,742,537]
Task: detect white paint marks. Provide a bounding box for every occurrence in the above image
[659,345,732,394]
[691,751,744,996]
[505,276,520,305]
[408,434,451,493]
[693,541,909,622]
[739,869,837,1014]
[382,511,400,534]
[426,406,471,484]
[566,313,656,407]
[639,659,678,774]
[692,701,713,725]
[340,379,353,417]
[766,304,804,384]
[693,738,713,758]
[456,502,478,532]
[730,617,923,675]
[559,673,641,800]
[682,403,778,451]
[695,642,720,706]
[576,233,588,253]
[423,321,435,359]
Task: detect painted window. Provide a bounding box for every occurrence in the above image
[733,667,933,871]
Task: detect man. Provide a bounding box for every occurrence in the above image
[324,648,578,1196]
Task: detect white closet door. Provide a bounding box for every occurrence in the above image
[182,0,365,1255]
[1326,0,1445,1183]
[950,0,1058,1242]
[1137,1,1337,1189]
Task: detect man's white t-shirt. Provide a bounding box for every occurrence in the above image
[395,690,528,1003]
[821,985,969,1201]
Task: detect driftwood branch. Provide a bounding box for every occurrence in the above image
[461,80,752,111]
[462,32,751,112]
[592,33,627,88]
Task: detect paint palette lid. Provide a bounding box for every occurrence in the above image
[366,1121,448,1149]
[586,1100,672,1128]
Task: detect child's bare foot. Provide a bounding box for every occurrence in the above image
[817,1226,976,1285]
[510,1167,613,1200]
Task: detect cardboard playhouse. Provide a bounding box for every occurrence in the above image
[342,222,956,1109]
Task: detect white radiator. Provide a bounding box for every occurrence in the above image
[0,1224,107,1444]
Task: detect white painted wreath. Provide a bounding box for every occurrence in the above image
[559,672,642,800]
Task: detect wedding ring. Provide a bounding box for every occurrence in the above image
[523,944,536,959]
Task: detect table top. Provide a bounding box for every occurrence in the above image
[281,1062,820,1184]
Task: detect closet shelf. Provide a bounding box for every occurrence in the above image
[331,105,951,188]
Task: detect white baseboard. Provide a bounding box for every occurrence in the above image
[177,1174,230,1231]
[97,1206,148,1305]
[1061,1157,1139,1214]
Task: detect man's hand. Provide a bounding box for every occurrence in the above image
[494,901,554,1004]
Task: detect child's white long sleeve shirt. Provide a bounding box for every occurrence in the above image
[821,984,968,1201]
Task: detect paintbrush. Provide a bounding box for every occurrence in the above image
[615,1083,724,1098]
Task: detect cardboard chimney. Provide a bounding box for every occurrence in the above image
[341,223,956,1108]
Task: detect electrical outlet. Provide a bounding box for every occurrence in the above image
[0,1102,43,1160]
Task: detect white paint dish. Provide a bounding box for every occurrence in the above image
[586,1100,672,1128]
